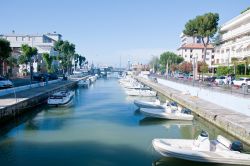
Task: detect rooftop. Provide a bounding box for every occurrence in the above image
[178,43,214,50]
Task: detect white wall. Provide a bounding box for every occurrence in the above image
[157,78,250,116]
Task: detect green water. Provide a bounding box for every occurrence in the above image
[0,78,247,166]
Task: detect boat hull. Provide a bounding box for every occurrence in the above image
[134,100,164,109]
[152,139,250,165]
[140,108,193,121]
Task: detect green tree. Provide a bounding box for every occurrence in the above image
[149,56,160,73]
[6,56,17,77]
[183,13,219,62]
[20,44,38,81]
[216,66,231,76]
[54,40,75,74]
[78,55,86,68]
[243,56,250,75]
[0,39,12,75]
[160,51,183,68]
[42,53,53,73]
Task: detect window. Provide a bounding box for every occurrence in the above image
[185,49,187,52]
[190,49,193,53]
[190,55,192,58]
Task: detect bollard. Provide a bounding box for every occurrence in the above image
[242,84,248,95]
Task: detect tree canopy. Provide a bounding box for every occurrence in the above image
[159,51,183,67]
[21,44,38,61]
[42,53,53,73]
[183,12,219,62]
[0,39,12,61]
[54,40,75,73]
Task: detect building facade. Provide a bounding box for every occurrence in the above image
[214,9,250,66]
[178,33,215,67]
[0,32,62,76]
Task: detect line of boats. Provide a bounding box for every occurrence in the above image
[119,76,157,97]
[119,75,250,165]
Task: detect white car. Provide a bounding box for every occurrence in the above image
[232,77,250,87]
[214,76,227,85]
[0,77,13,89]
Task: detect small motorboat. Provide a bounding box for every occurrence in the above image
[152,131,250,165]
[140,106,193,121]
[47,90,74,106]
[125,89,157,97]
[78,79,90,88]
[134,99,164,109]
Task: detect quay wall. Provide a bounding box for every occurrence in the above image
[136,76,250,145]
[157,78,250,116]
[0,81,77,123]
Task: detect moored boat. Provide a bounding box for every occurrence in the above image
[140,106,193,121]
[134,99,164,109]
[125,89,157,97]
[152,131,250,165]
[78,79,90,88]
[47,90,74,106]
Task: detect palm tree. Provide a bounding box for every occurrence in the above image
[231,57,239,74]
[243,56,250,75]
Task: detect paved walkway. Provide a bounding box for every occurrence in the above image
[136,76,250,145]
[0,80,76,109]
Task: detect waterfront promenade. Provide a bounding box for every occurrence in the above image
[0,80,77,122]
[136,76,250,145]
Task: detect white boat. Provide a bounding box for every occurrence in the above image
[47,90,74,106]
[78,79,90,88]
[134,99,164,109]
[152,131,250,165]
[89,76,97,83]
[140,106,193,121]
[125,89,157,97]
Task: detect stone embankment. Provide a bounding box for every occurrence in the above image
[136,76,250,145]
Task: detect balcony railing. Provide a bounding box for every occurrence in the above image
[221,23,250,41]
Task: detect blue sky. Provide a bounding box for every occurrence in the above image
[1,0,250,67]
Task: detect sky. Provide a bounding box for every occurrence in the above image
[1,0,250,67]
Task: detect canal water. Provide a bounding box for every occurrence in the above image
[0,78,248,166]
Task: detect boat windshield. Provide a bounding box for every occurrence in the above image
[49,95,64,99]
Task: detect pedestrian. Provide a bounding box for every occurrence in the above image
[228,75,231,85]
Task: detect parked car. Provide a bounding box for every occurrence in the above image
[0,77,13,89]
[33,73,58,82]
[232,77,250,87]
[47,73,58,80]
[33,73,47,81]
[215,76,227,85]
[204,76,217,82]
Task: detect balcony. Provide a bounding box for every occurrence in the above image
[221,23,250,41]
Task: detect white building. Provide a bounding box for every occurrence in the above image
[0,32,61,54]
[214,9,250,66]
[0,32,62,74]
[178,33,215,67]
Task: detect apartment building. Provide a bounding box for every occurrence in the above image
[0,32,62,75]
[178,33,215,67]
[214,9,250,66]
